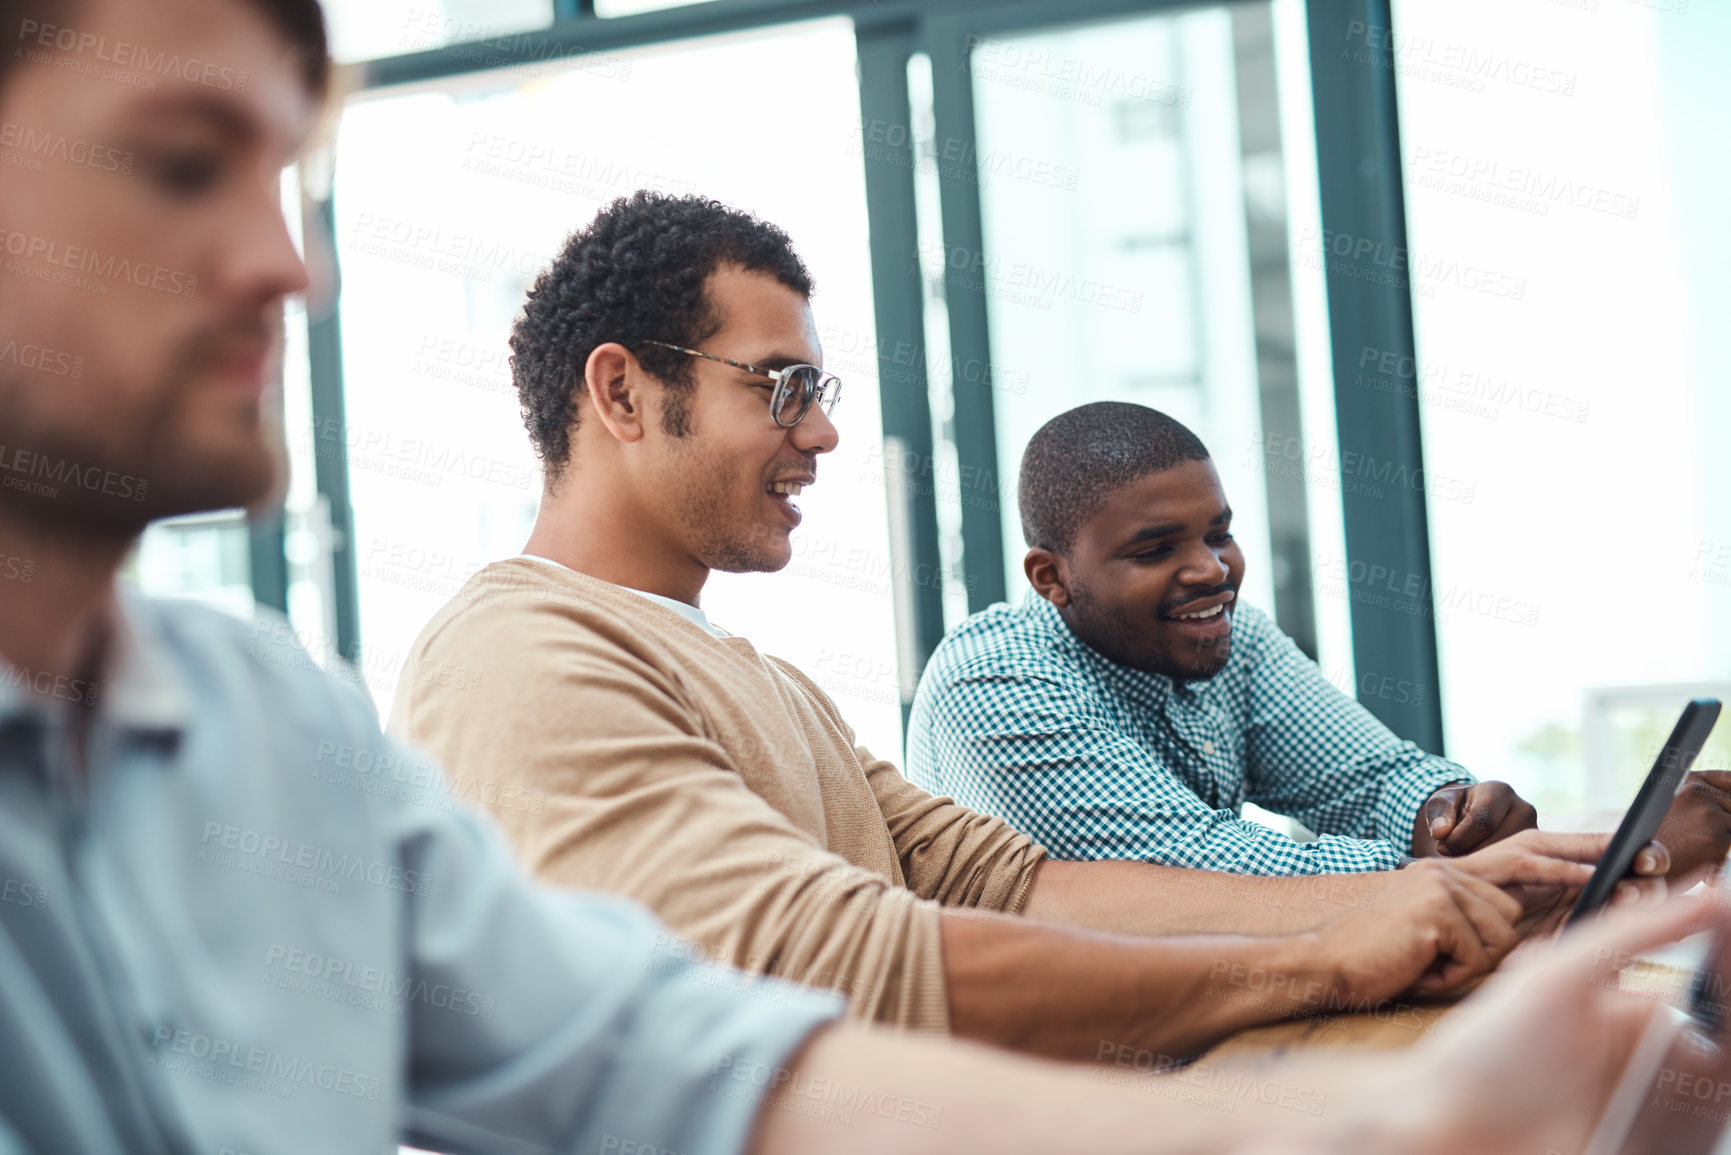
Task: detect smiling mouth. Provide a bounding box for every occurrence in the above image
[765,480,807,528]
[1169,603,1224,622]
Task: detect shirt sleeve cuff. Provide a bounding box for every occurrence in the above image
[1379,760,1477,851]
[587,963,847,1155]
[1307,832,1407,873]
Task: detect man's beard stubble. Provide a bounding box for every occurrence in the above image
[0,356,284,545]
[662,436,789,576]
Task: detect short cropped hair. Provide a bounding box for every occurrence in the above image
[0,0,330,98]
[1018,401,1211,554]
[510,191,813,481]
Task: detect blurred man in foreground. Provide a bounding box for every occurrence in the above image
[1,0,1726,1152]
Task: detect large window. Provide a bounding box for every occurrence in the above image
[126,0,1374,772]
[954,1,1344,671]
[1394,0,1731,818]
[138,0,1723,809]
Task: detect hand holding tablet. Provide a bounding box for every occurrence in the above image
[1566,699,1723,931]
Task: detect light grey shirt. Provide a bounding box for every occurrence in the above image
[0,592,840,1154]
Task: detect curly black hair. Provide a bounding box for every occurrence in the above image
[1019,401,1211,554]
[510,191,814,482]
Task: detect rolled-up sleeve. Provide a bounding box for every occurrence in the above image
[860,745,1046,913]
[768,659,1047,916]
[390,780,843,1155]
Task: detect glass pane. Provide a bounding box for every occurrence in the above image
[1393,0,1731,821]
[125,513,255,620]
[905,52,970,631]
[327,18,901,757]
[321,0,553,64]
[965,0,1337,667]
[594,0,705,16]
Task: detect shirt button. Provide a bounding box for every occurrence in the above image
[1202,741,1216,756]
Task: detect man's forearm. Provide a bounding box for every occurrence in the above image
[749,1023,1401,1155]
[1020,857,1388,937]
[937,906,1341,1061]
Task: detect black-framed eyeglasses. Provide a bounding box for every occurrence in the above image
[642,341,842,429]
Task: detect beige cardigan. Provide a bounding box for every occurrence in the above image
[392,559,1046,1032]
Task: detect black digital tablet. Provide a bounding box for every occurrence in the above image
[1564,698,1722,930]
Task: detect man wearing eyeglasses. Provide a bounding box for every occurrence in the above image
[397,190,1666,1063]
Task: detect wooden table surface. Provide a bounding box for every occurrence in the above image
[1204,960,1690,1063]
[1205,999,1451,1061]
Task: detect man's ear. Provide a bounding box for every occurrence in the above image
[584,342,646,444]
[1024,548,1072,608]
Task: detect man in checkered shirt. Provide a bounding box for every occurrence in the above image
[908,402,1728,878]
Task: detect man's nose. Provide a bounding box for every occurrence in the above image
[223,181,311,306]
[1178,543,1230,583]
[791,400,840,455]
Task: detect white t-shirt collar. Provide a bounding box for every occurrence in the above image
[517,554,729,638]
